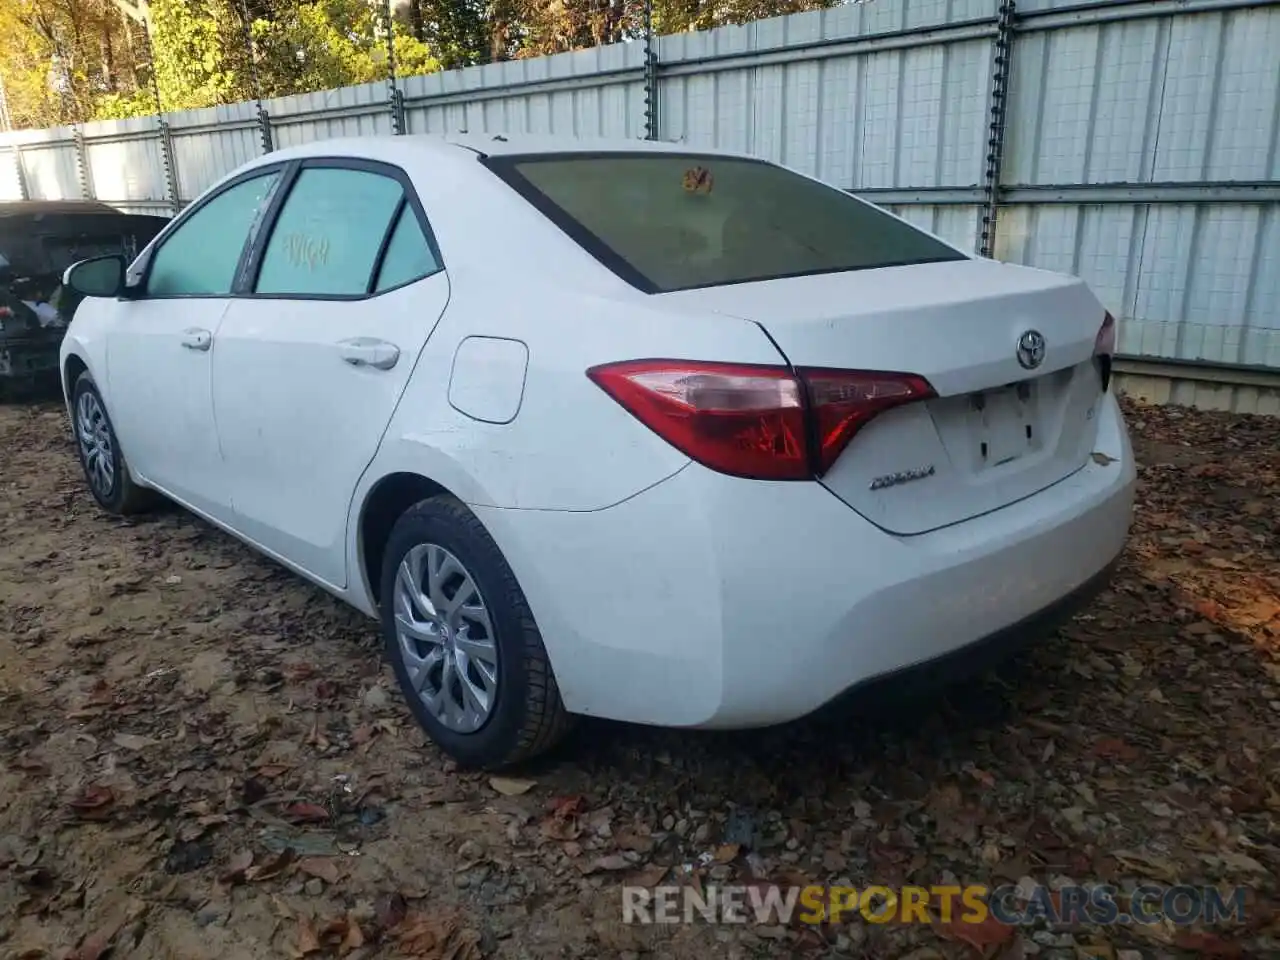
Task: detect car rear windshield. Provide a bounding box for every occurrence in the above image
[483,152,966,294]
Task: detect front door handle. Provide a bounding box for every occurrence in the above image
[181,328,212,351]
[337,337,400,371]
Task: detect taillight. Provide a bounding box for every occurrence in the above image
[1094,311,1116,391]
[801,369,936,474]
[587,359,934,481]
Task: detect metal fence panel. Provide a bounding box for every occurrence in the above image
[403,43,648,139]
[6,127,81,201]
[1002,1,1280,369]
[79,115,169,211]
[0,0,1273,378]
[167,102,264,203]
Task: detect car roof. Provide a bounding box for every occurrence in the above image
[254,133,749,166]
[0,200,129,218]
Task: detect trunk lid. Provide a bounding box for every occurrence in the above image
[658,258,1108,535]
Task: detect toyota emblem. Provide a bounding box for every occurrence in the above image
[1016,329,1046,370]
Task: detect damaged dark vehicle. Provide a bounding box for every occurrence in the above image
[0,200,169,399]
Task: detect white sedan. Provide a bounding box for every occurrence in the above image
[59,134,1136,768]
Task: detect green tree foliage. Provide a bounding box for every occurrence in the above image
[0,0,837,129]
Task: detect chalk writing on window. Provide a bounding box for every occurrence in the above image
[281,233,330,271]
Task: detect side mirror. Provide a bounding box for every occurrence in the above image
[63,255,127,299]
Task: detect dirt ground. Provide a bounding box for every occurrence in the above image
[1,395,1278,960]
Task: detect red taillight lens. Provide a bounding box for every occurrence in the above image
[587,360,934,481]
[587,360,808,479]
[1095,311,1116,356]
[801,369,936,474]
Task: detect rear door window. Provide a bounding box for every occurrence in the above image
[255,167,405,297]
[485,153,966,294]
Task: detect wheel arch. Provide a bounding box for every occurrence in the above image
[357,471,453,609]
[62,352,89,409]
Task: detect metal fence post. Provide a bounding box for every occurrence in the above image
[642,0,660,140]
[256,107,274,153]
[73,126,95,199]
[239,0,274,153]
[384,0,406,134]
[157,118,179,214]
[978,0,1016,258]
[8,143,29,199]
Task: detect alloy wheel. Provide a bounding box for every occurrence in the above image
[76,391,115,499]
[392,543,500,734]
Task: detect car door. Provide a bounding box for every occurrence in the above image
[105,168,285,521]
[211,159,449,588]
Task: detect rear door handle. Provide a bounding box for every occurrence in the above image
[181,328,212,351]
[337,337,400,371]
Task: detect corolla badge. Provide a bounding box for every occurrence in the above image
[1016,329,1046,370]
[869,464,936,491]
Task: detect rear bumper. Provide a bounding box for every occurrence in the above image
[475,391,1136,729]
[817,557,1118,716]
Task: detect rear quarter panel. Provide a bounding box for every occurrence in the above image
[360,147,789,513]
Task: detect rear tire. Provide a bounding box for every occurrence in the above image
[380,495,574,769]
[71,371,156,516]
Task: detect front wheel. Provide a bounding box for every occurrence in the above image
[71,371,155,516]
[379,496,574,769]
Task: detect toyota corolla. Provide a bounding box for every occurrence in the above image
[58,134,1136,768]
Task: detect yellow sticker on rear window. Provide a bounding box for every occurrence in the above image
[682,166,713,195]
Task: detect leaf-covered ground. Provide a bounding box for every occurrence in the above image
[1,396,1277,960]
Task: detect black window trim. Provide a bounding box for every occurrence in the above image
[133,162,291,300]
[478,150,969,296]
[367,197,407,296]
[131,156,445,302]
[239,156,445,302]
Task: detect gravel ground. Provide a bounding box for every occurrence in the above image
[1,395,1277,960]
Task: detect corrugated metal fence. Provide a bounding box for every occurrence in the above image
[2,0,1277,407]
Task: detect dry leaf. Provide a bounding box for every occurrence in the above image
[1092,737,1140,763]
[935,911,1015,953]
[69,785,115,820]
[546,795,587,818]
[112,732,157,751]
[374,892,408,931]
[297,857,341,884]
[713,843,741,863]
[246,848,296,882]
[489,776,536,796]
[295,916,322,956]
[540,816,580,841]
[615,829,655,853]
[627,863,669,887]
[397,911,483,960]
[219,849,254,885]
[967,766,997,788]
[343,917,365,950]
[588,854,631,872]
[68,917,125,960]
[284,802,330,824]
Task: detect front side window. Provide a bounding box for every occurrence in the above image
[148,171,280,296]
[487,153,966,293]
[255,168,405,297]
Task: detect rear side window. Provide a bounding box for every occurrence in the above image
[256,167,406,296]
[148,171,279,296]
[375,205,439,292]
[486,153,965,293]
